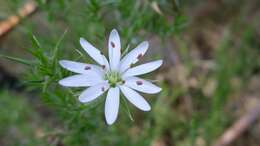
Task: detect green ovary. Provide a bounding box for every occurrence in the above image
[104,71,122,87]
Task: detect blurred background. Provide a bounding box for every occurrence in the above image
[0,0,260,146]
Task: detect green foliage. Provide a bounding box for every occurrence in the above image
[0,91,47,146]
[1,0,259,146]
[2,1,185,145]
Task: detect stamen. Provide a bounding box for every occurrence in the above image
[84,66,91,70]
[101,65,106,69]
[101,87,105,92]
[136,81,143,85]
[111,42,115,48]
[100,51,104,55]
[137,54,143,60]
[122,80,125,84]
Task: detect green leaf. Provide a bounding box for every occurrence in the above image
[121,96,134,122]
[31,35,41,49]
[121,44,130,57]
[52,28,68,60]
[0,54,32,66]
[29,34,48,64]
[74,49,84,61]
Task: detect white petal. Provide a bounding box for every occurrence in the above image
[102,55,110,71]
[119,85,151,111]
[122,60,163,78]
[124,77,161,94]
[79,82,109,103]
[80,38,109,67]
[59,60,104,76]
[120,41,149,73]
[59,74,104,87]
[105,87,120,125]
[108,29,121,71]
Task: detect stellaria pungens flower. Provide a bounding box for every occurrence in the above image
[59,29,162,125]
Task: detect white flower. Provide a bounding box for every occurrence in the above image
[59,29,162,125]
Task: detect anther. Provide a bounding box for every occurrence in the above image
[101,65,106,69]
[111,42,115,48]
[122,80,125,84]
[84,66,91,70]
[136,81,143,85]
[101,87,105,92]
[137,54,143,60]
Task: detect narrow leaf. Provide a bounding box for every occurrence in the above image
[52,28,68,60]
[0,54,32,65]
[31,34,41,48]
[122,96,134,122]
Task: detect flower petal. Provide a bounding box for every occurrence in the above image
[80,38,109,68]
[59,74,104,87]
[59,60,104,76]
[124,77,161,94]
[105,87,120,125]
[108,29,121,71]
[120,41,149,73]
[122,60,163,78]
[119,85,151,111]
[102,55,110,71]
[79,82,109,103]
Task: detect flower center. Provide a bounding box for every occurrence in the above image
[104,71,123,87]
